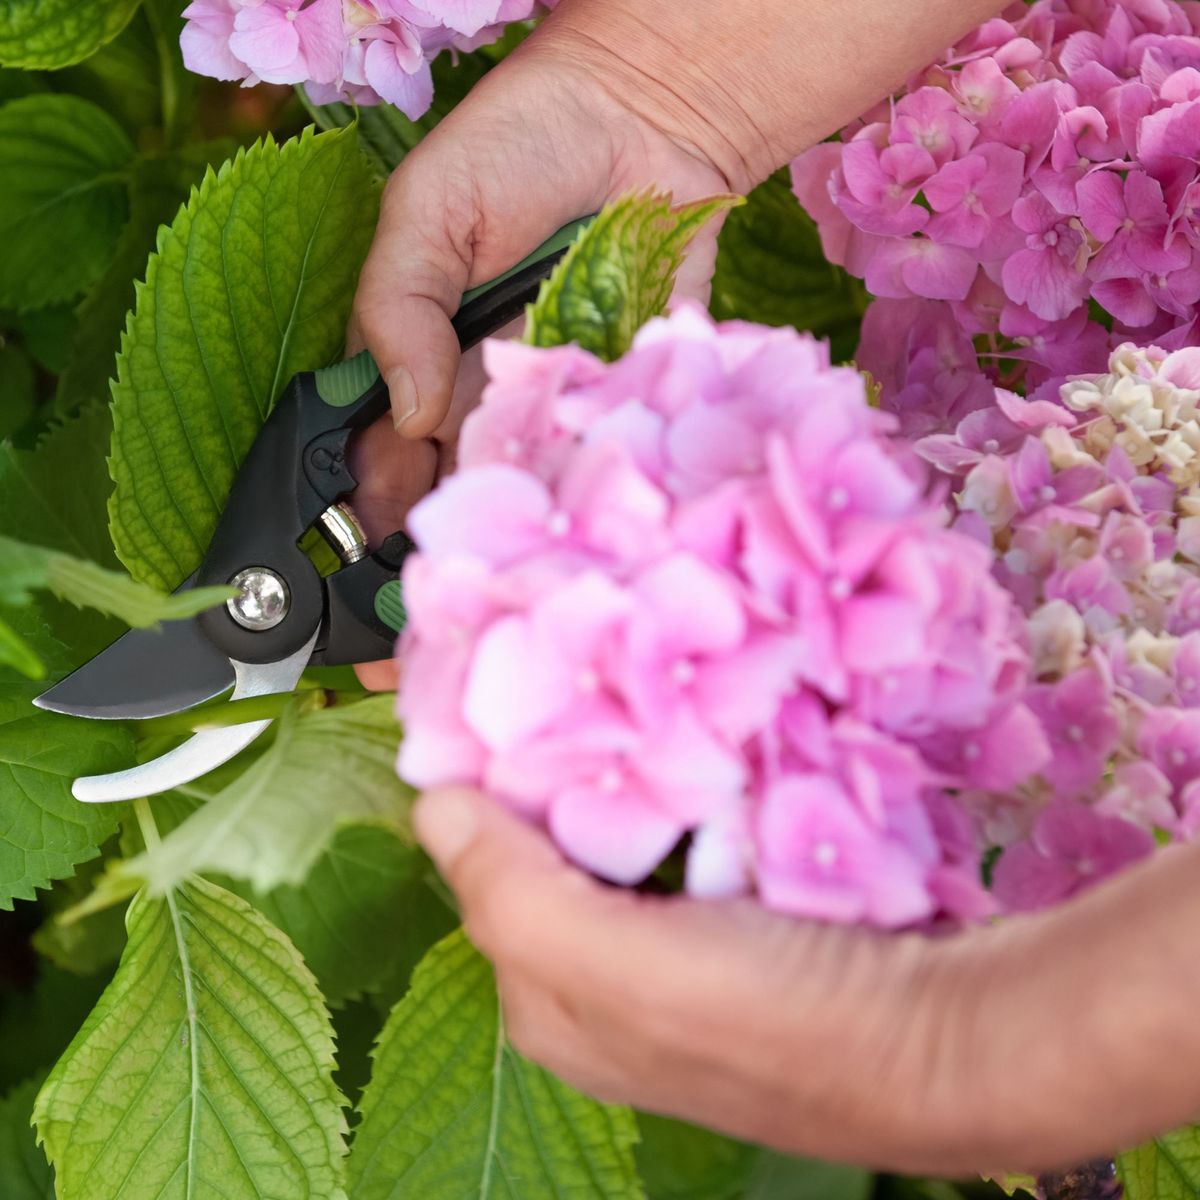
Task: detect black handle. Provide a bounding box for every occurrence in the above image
[195,217,593,667]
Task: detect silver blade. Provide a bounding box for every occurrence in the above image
[71,629,319,804]
[34,616,236,721]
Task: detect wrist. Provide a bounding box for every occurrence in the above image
[532,4,778,194]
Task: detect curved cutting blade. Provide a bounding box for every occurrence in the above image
[33,615,235,721]
[70,628,319,804]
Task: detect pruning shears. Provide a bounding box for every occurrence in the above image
[34,218,593,804]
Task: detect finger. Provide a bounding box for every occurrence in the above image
[346,417,438,544]
[355,659,399,691]
[353,161,477,440]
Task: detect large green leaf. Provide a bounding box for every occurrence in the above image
[0,0,141,69]
[56,142,235,416]
[34,876,348,1200]
[710,171,868,363]
[0,95,133,312]
[745,1153,874,1200]
[1119,1130,1200,1199]
[228,824,445,1007]
[124,695,411,896]
[108,126,381,590]
[635,1115,755,1200]
[0,678,131,909]
[526,191,738,362]
[348,930,644,1200]
[0,1077,54,1198]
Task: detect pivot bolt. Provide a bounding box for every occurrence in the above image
[227,568,290,631]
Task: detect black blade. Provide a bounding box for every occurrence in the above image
[34,615,235,720]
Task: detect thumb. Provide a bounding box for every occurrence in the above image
[353,166,474,440]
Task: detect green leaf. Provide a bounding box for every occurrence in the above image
[0,96,133,312]
[0,533,233,629]
[1119,1129,1200,1199]
[526,190,739,362]
[348,930,644,1200]
[10,304,75,373]
[0,0,141,69]
[35,875,349,1200]
[0,340,36,440]
[710,171,868,363]
[227,824,442,1007]
[108,126,381,591]
[635,1115,755,1200]
[0,1077,54,1198]
[0,963,113,1086]
[0,611,44,678]
[745,1153,874,1200]
[0,679,132,908]
[56,141,236,417]
[125,695,411,896]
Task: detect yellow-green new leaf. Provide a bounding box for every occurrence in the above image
[526,190,739,362]
[0,533,233,628]
[108,126,381,590]
[0,612,44,679]
[34,877,348,1200]
[349,930,644,1200]
[1119,1129,1200,1199]
[126,695,411,896]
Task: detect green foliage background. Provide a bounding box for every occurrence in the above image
[0,2,1183,1199]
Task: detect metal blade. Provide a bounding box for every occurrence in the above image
[34,616,236,721]
[71,629,319,804]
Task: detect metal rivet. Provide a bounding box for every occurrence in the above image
[227,568,290,631]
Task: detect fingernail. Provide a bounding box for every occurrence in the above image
[414,790,478,869]
[388,365,419,431]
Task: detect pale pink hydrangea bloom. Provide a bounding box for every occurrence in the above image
[180,0,557,118]
[924,343,1200,911]
[397,306,1038,928]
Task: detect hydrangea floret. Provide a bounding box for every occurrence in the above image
[397,306,1042,928]
[181,0,556,117]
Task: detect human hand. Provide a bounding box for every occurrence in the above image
[413,785,1200,1178]
[346,12,738,688]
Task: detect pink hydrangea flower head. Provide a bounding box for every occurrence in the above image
[399,306,1033,927]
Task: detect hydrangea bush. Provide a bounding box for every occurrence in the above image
[0,0,1198,1199]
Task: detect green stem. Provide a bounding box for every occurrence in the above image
[144,3,182,148]
[133,796,161,849]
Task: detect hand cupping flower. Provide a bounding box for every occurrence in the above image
[181,0,556,117]
[397,307,1039,928]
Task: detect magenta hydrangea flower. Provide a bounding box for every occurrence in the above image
[794,0,1200,422]
[397,306,1037,928]
[180,0,557,117]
